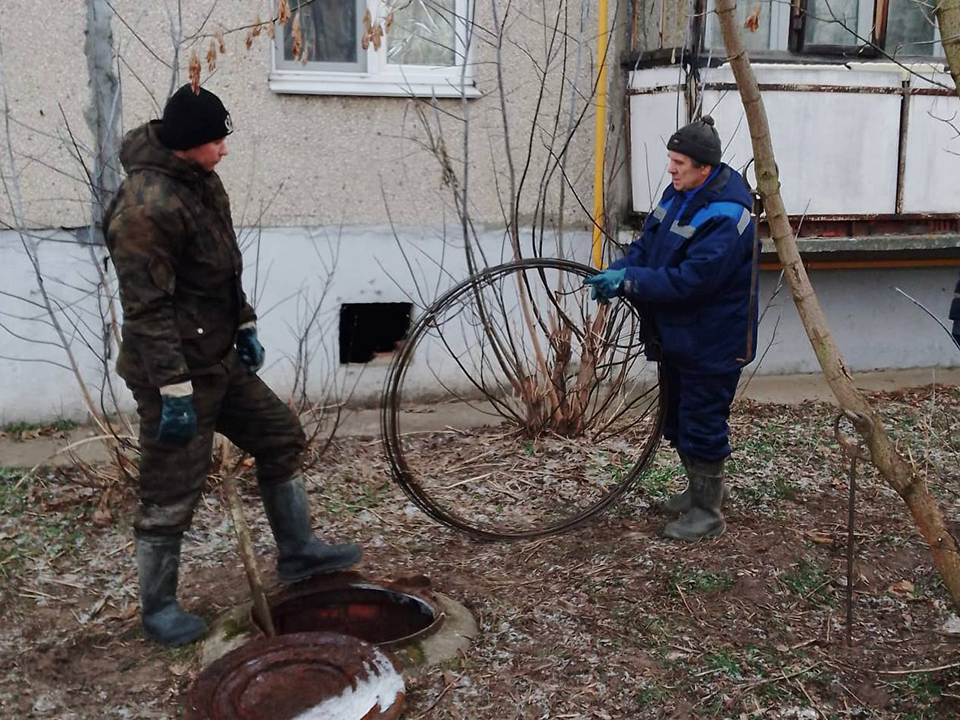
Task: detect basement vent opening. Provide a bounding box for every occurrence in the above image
[339,302,411,364]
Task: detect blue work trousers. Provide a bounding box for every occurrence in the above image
[661,364,742,461]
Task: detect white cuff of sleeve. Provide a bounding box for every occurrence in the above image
[160,380,194,397]
[238,321,257,331]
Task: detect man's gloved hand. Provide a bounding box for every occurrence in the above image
[157,394,196,446]
[583,268,626,304]
[237,325,265,373]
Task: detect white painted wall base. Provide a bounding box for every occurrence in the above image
[753,266,960,375]
[0,229,957,424]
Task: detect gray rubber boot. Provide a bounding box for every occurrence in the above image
[661,451,729,516]
[260,474,361,583]
[662,458,727,541]
[135,533,209,646]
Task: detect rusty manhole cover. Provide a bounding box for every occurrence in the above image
[184,632,404,720]
[251,576,443,649]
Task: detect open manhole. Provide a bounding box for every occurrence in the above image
[250,577,444,649]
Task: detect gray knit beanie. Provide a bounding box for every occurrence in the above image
[667,115,721,166]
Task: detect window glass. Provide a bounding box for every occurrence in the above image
[284,0,359,64]
[804,0,860,46]
[708,1,773,52]
[387,0,457,66]
[886,0,937,56]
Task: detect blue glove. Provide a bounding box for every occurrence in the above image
[157,395,196,446]
[583,268,626,303]
[237,326,265,373]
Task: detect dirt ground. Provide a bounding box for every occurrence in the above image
[1,385,959,719]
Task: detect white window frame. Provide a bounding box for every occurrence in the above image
[269,0,480,98]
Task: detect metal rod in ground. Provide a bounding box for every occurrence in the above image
[223,472,276,637]
[845,455,857,647]
[218,437,276,637]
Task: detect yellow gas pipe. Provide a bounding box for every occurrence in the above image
[591,0,609,268]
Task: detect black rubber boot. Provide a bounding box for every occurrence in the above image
[135,533,209,646]
[661,450,692,516]
[661,451,729,516]
[260,474,361,583]
[662,457,727,541]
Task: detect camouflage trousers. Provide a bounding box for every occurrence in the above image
[130,350,305,535]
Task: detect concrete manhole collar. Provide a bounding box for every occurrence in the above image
[201,574,477,675]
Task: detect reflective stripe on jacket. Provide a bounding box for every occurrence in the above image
[609,164,759,373]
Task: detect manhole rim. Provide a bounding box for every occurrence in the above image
[249,579,446,649]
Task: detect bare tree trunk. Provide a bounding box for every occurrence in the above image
[936,0,960,93]
[0,36,111,436]
[84,0,121,243]
[83,0,134,441]
[715,0,960,612]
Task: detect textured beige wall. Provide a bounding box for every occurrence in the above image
[1,0,617,231]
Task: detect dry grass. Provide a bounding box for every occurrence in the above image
[1,385,959,718]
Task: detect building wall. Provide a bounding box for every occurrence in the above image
[2,226,957,423]
[2,2,958,424]
[628,64,960,215]
[0,0,600,231]
[632,0,689,50]
[0,225,599,423]
[753,266,960,375]
[0,0,623,422]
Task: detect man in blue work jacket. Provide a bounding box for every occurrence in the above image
[585,115,758,542]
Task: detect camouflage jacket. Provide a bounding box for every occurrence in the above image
[103,121,256,389]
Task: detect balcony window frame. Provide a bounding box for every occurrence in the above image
[700,0,943,59]
[788,0,944,57]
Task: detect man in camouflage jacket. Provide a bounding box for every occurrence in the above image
[104,85,360,647]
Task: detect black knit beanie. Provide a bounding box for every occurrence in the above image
[159,85,233,151]
[667,115,721,166]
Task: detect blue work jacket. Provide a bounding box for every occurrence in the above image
[609,164,759,374]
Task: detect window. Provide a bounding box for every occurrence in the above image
[706,0,792,52]
[704,0,943,57]
[876,0,940,56]
[792,0,942,56]
[270,0,479,98]
[799,0,870,49]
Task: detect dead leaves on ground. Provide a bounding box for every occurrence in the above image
[888,579,917,597]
